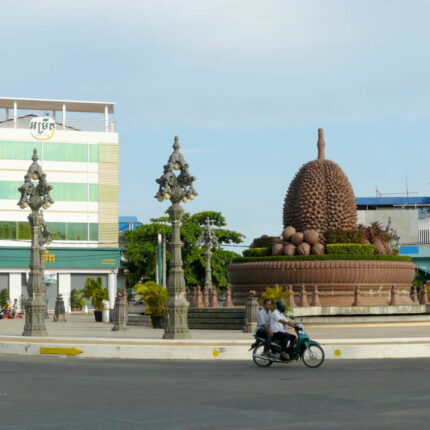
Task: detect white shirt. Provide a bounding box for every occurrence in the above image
[270,309,289,333]
[256,308,271,328]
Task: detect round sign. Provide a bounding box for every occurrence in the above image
[29,116,56,140]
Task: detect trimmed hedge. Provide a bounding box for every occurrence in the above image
[232,254,413,263]
[326,243,374,255]
[243,247,272,257]
[325,230,364,244]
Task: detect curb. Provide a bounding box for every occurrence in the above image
[1,336,430,360]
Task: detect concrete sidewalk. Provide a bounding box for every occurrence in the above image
[0,315,429,360]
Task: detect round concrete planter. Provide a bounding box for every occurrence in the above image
[228,260,416,306]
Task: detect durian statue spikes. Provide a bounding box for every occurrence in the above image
[283,129,357,236]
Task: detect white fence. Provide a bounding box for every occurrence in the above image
[0,114,116,133]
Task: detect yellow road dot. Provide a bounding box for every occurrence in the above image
[212,349,220,357]
[334,349,342,357]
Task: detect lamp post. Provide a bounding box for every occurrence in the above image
[155,136,197,339]
[198,218,219,291]
[18,149,54,336]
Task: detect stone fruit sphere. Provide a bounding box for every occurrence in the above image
[283,243,296,256]
[282,226,296,241]
[291,232,304,246]
[283,129,357,235]
[297,242,311,255]
[272,243,283,256]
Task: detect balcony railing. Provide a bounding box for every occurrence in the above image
[0,114,117,133]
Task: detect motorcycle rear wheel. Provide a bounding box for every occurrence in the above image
[301,344,325,368]
[252,344,273,367]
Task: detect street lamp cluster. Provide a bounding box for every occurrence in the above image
[198,218,219,291]
[155,136,197,204]
[18,149,54,336]
[16,137,200,340]
[155,136,197,339]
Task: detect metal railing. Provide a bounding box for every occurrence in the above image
[0,114,116,133]
[419,217,430,244]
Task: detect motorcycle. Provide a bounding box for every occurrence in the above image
[250,322,325,368]
[0,307,24,319]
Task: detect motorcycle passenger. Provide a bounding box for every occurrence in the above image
[256,299,273,355]
[270,299,296,360]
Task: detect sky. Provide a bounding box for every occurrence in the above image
[1,0,430,246]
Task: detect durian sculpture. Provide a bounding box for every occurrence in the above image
[283,129,357,236]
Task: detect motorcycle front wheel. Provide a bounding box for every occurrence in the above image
[301,344,325,368]
[252,344,273,367]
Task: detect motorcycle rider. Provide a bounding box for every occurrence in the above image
[256,299,273,355]
[270,299,296,360]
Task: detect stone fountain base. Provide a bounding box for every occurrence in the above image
[228,260,416,306]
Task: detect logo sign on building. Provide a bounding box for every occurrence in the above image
[44,272,57,284]
[29,115,56,141]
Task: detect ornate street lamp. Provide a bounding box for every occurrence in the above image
[155,136,197,339]
[18,149,54,336]
[198,218,219,291]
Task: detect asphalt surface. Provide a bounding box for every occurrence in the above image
[0,356,428,429]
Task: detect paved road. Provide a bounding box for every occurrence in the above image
[0,356,428,429]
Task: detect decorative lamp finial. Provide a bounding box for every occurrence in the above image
[173,136,180,150]
[317,128,325,160]
[32,148,39,162]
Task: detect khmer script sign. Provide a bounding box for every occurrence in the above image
[29,116,56,140]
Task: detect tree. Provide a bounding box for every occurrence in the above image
[123,211,244,289]
[80,277,108,311]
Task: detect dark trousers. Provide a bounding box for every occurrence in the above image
[256,327,272,353]
[273,332,296,352]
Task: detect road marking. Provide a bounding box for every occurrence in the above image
[40,347,83,356]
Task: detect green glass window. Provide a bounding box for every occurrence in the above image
[17,223,31,240]
[0,182,22,200]
[89,223,98,241]
[44,142,87,162]
[0,221,99,241]
[0,222,16,240]
[0,141,99,163]
[89,145,99,162]
[89,184,99,201]
[49,223,66,240]
[0,141,42,159]
[0,182,99,202]
[66,223,88,241]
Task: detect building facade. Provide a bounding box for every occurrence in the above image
[0,97,120,310]
[357,197,430,273]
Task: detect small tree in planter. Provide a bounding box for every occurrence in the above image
[70,289,84,311]
[0,288,10,308]
[260,285,292,313]
[80,277,108,322]
[134,281,167,328]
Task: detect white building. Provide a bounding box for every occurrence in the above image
[357,197,430,273]
[0,97,120,311]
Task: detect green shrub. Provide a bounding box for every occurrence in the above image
[232,254,413,263]
[392,248,399,255]
[70,289,84,310]
[243,247,271,257]
[325,230,364,244]
[326,244,375,255]
[250,235,279,248]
